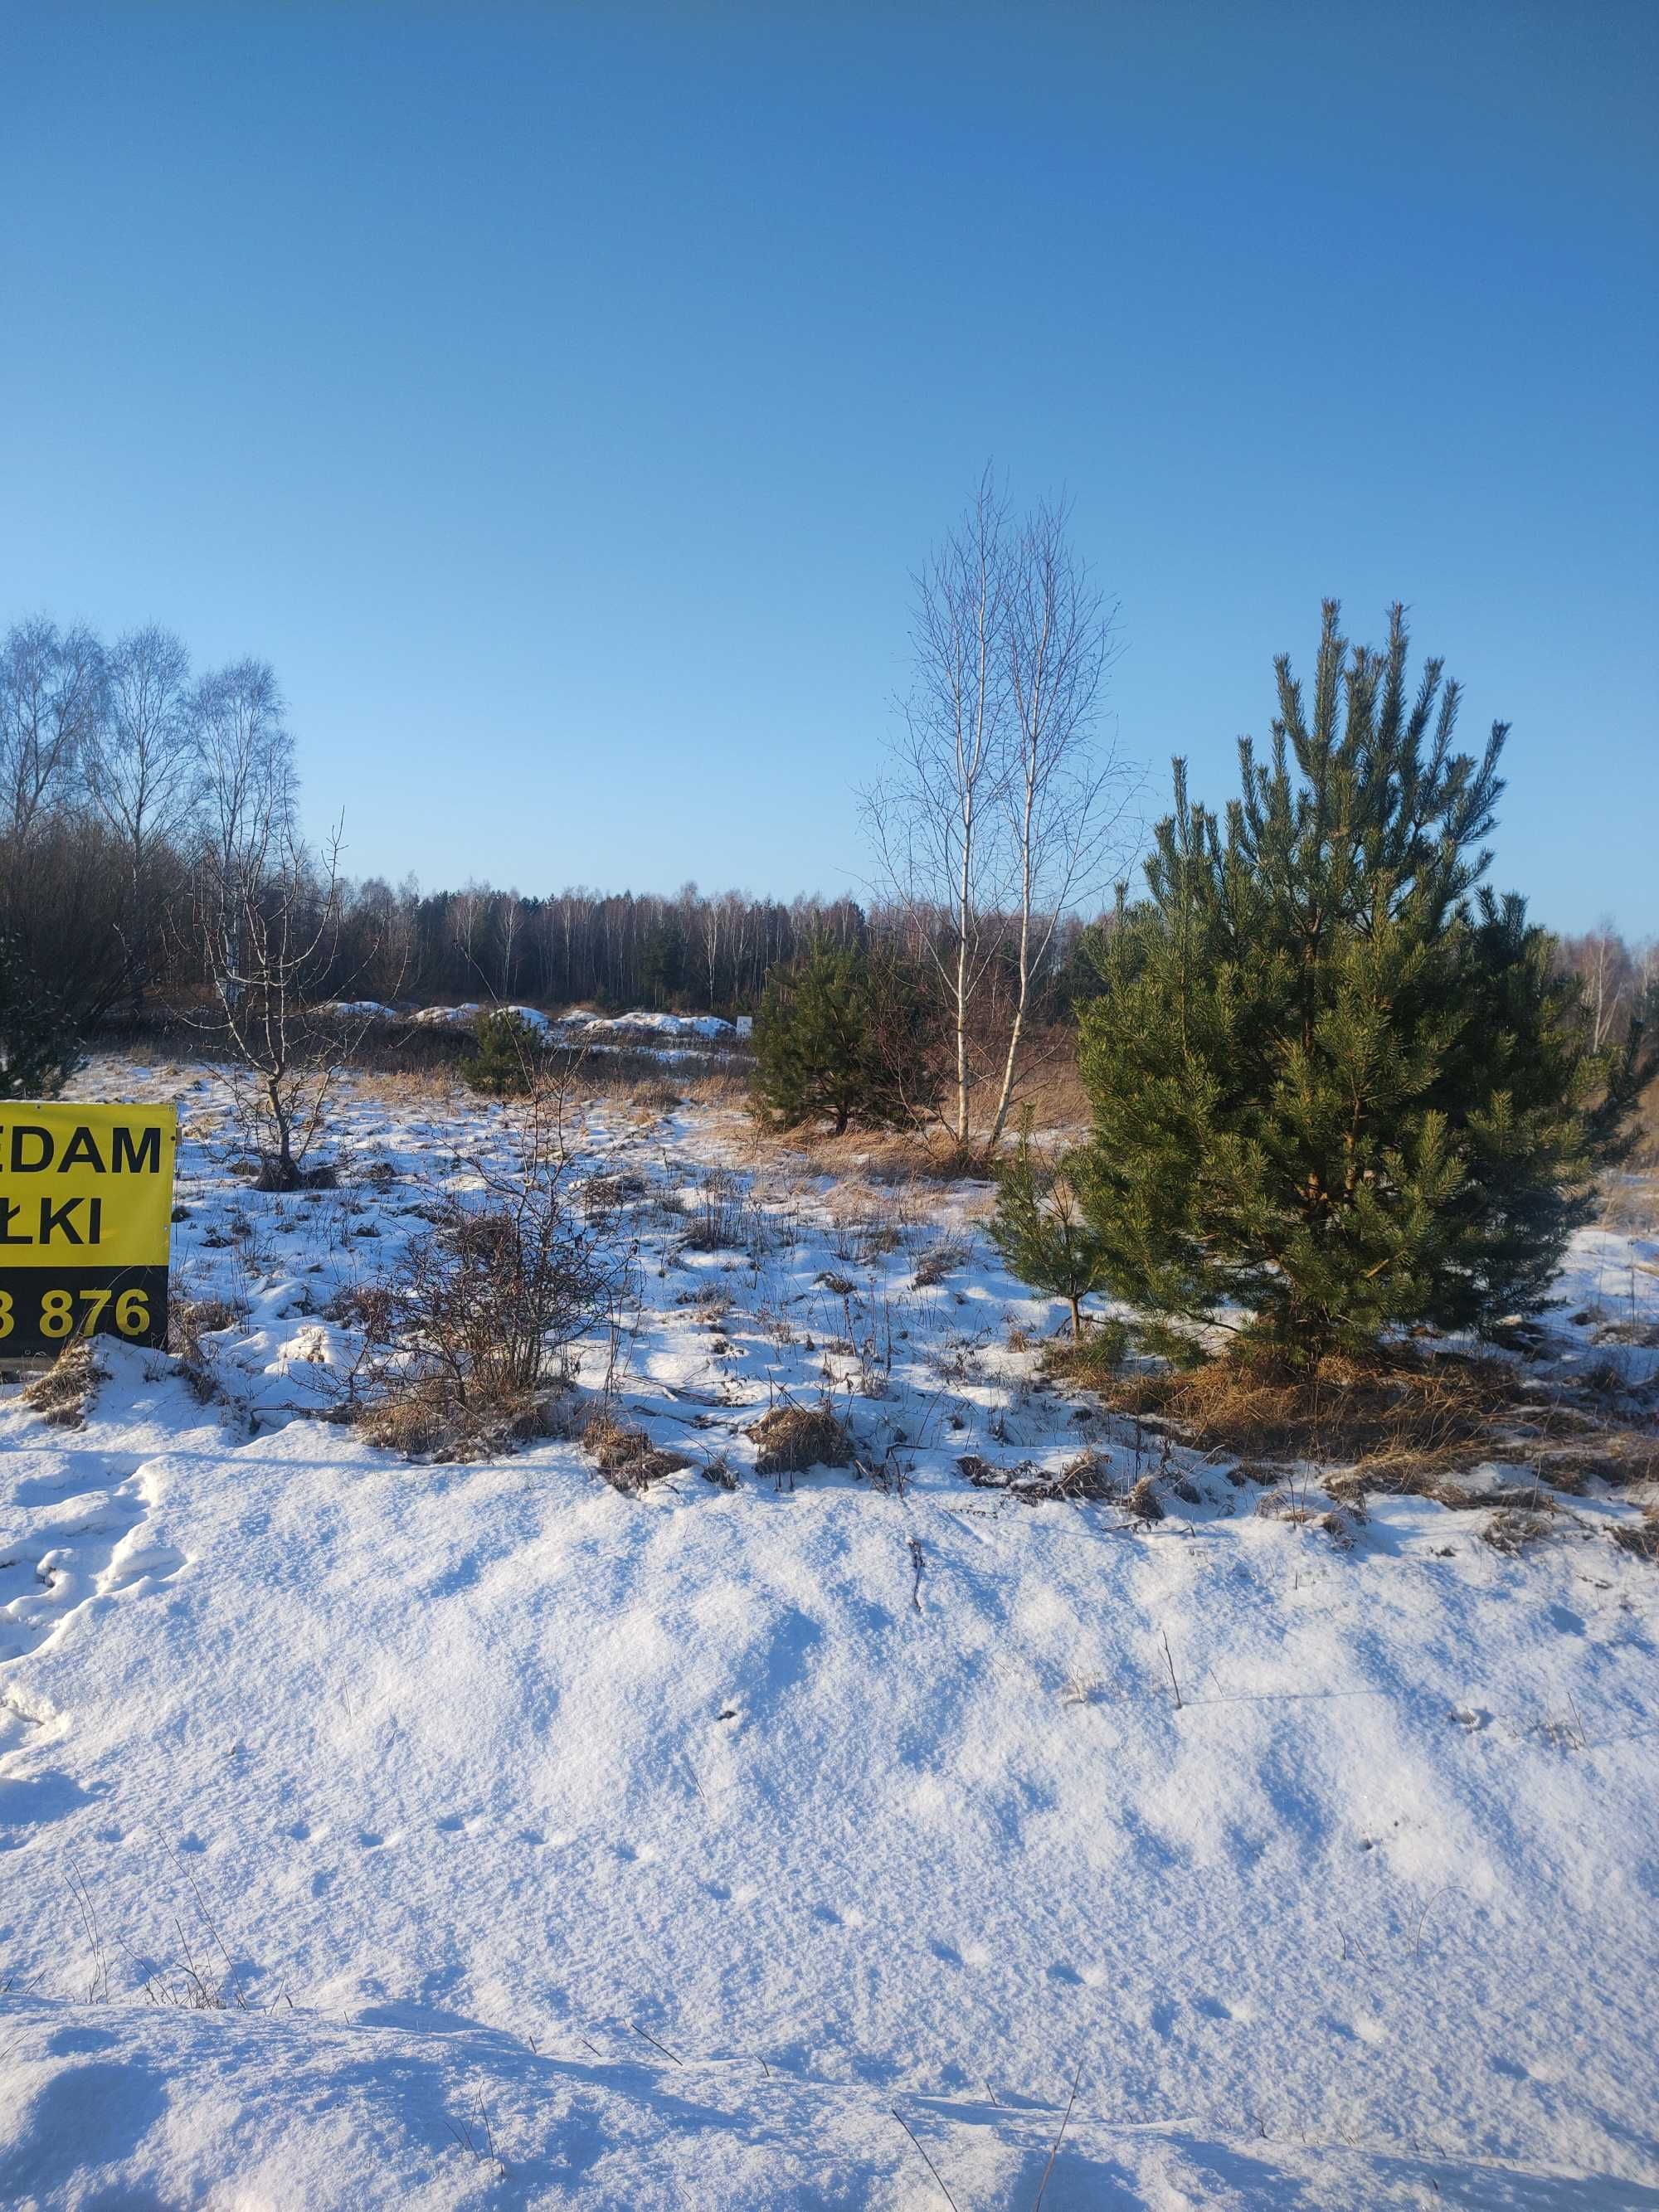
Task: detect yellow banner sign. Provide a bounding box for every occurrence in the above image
[0,1103,178,1354]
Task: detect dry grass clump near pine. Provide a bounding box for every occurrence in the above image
[1051,1339,1659,1508]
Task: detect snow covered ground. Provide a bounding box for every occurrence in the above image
[401,1004,741,1046]
[2,1059,1657,2209]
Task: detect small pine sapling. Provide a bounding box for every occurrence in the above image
[990,1116,1111,1338]
[462,1008,541,1097]
[0,931,81,1099]
[752,944,928,1135]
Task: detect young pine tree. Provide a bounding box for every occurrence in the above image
[0,932,81,1100]
[752,944,922,1136]
[1074,601,1652,1367]
[461,1007,541,1098]
[989,1116,1111,1338]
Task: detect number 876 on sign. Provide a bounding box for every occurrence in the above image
[0,1282,154,1343]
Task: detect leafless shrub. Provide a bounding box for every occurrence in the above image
[22,1339,105,1426]
[699,1452,739,1491]
[180,809,387,1190]
[356,1382,457,1458]
[352,1077,634,1456]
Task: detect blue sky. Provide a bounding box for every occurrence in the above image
[3,2,1654,932]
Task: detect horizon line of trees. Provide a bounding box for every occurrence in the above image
[2,601,1653,1051]
[0,609,1110,1038]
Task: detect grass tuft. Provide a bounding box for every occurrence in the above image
[22,1340,105,1427]
[749,1401,853,1477]
[583,1411,691,1494]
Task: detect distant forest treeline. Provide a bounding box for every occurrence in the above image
[0,613,1097,1025]
[324,878,1097,1018]
[0,610,1649,1035]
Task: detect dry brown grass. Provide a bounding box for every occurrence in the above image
[582,1410,691,1494]
[1599,1169,1659,1237]
[956,1449,1126,1507]
[21,1340,105,1427]
[168,1296,247,1365]
[1611,1507,1659,1564]
[1121,1473,1165,1521]
[1072,1347,1658,1505]
[1482,1506,1558,1555]
[357,1377,548,1460]
[749,1401,853,1478]
[737,1042,1089,1184]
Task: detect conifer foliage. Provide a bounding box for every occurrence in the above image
[0,931,80,1100]
[988,1116,1110,1337]
[752,944,927,1136]
[461,1007,542,1097]
[1074,602,1652,1364]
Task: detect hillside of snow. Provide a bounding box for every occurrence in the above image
[2,1062,1657,2209]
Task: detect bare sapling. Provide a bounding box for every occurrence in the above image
[186,819,375,1189]
[862,465,1135,1159]
[354,1056,639,1450]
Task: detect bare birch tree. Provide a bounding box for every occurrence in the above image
[0,617,105,843]
[190,814,353,1189]
[86,625,201,1006]
[863,467,1013,1150]
[191,658,295,889]
[1583,917,1630,1052]
[863,469,1135,1156]
[984,495,1131,1147]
